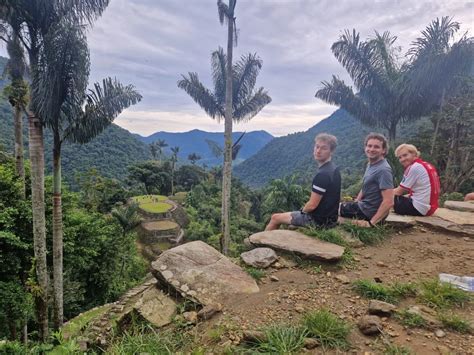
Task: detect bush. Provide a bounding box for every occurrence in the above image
[303,309,351,349]
[250,324,308,354]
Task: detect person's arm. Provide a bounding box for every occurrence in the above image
[370,189,394,225]
[355,190,363,202]
[302,192,323,213]
[393,186,408,196]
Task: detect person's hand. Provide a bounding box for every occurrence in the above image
[354,220,370,228]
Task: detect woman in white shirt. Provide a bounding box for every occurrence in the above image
[393,144,440,216]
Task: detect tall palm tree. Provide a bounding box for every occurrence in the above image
[149,142,158,160]
[155,139,168,163]
[178,48,271,253]
[170,146,180,195]
[1,24,28,198]
[1,0,112,340]
[315,17,473,147]
[36,21,141,328]
[187,153,201,165]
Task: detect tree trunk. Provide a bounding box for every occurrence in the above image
[52,135,64,329]
[220,11,234,256]
[430,89,446,156]
[387,122,397,150]
[14,103,25,198]
[28,111,48,341]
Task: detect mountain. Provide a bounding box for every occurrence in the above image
[234,109,427,188]
[136,129,274,166]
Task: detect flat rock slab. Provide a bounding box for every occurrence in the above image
[133,285,176,327]
[415,216,474,237]
[444,200,474,213]
[249,230,344,262]
[151,241,259,306]
[240,248,278,268]
[385,213,417,227]
[433,208,474,225]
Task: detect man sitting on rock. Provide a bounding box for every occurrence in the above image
[393,143,440,216]
[339,133,394,227]
[265,133,341,230]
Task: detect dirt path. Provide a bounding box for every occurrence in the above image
[200,228,474,354]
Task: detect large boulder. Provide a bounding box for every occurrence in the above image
[248,230,344,261]
[240,248,278,268]
[151,241,259,305]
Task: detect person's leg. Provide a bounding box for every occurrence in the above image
[394,195,423,216]
[338,201,372,227]
[265,212,293,231]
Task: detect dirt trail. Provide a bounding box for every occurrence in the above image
[200,228,474,354]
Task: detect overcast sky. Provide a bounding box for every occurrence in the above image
[82,1,472,136]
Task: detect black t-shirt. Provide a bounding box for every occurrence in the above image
[309,161,341,223]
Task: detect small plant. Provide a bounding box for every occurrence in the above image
[438,313,473,333]
[341,223,389,245]
[418,279,471,309]
[395,309,427,328]
[312,265,323,274]
[251,324,308,354]
[303,309,351,349]
[384,343,412,355]
[352,280,397,303]
[245,267,266,281]
[391,282,417,298]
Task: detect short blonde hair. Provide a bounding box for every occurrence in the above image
[315,133,337,152]
[395,143,420,157]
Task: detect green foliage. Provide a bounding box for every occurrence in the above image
[127,161,172,195]
[250,325,308,354]
[438,313,473,333]
[0,341,28,355]
[303,309,351,349]
[384,343,412,355]
[341,223,390,245]
[245,267,266,281]
[352,280,398,303]
[418,279,472,309]
[395,309,427,328]
[303,227,348,247]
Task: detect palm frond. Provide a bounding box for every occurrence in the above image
[233,87,271,122]
[211,47,227,106]
[217,0,230,25]
[369,31,399,80]
[57,0,110,26]
[65,77,142,143]
[177,72,224,120]
[315,75,377,126]
[233,52,262,105]
[205,139,223,158]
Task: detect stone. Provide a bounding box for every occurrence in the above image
[433,208,474,225]
[335,275,350,284]
[358,315,382,335]
[303,338,320,349]
[415,216,473,236]
[435,329,446,338]
[270,275,279,282]
[444,200,474,213]
[368,300,397,316]
[406,305,442,329]
[240,247,278,268]
[151,241,259,306]
[197,303,222,321]
[249,230,344,261]
[183,311,198,324]
[385,213,417,228]
[339,230,364,248]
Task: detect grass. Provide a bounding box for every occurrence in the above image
[391,282,418,299]
[341,223,390,245]
[245,267,266,282]
[352,280,418,304]
[303,309,351,349]
[438,313,473,333]
[303,227,348,246]
[394,309,427,328]
[139,202,172,213]
[418,279,472,309]
[384,343,412,355]
[249,324,308,354]
[131,195,167,203]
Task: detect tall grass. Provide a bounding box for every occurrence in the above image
[303,309,351,349]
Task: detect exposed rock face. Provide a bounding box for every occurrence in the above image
[249,230,344,261]
[170,204,190,228]
[358,315,382,335]
[131,286,177,327]
[444,200,474,213]
[151,241,259,305]
[240,247,278,268]
[368,300,397,316]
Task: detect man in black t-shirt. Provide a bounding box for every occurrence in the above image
[265,133,341,230]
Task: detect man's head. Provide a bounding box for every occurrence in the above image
[314,133,337,164]
[395,143,420,168]
[364,133,388,163]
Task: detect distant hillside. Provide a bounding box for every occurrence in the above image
[136,129,274,166]
[234,109,427,188]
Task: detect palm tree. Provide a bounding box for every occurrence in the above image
[1,23,28,198]
[205,131,246,161]
[315,17,473,147]
[178,47,271,253]
[187,153,201,165]
[1,0,111,340]
[149,142,158,160]
[155,139,168,163]
[170,146,180,195]
[112,203,142,238]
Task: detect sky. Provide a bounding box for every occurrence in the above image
[60,1,474,136]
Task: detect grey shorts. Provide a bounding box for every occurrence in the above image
[290,211,338,228]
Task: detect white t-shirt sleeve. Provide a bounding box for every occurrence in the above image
[400,164,423,190]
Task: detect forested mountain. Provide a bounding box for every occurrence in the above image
[136,129,274,166]
[234,109,426,188]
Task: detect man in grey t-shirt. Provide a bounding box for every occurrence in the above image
[339,133,394,227]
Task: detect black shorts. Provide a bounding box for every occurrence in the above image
[339,202,370,221]
[394,196,423,216]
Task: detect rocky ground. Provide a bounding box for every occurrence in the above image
[195,227,474,354]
